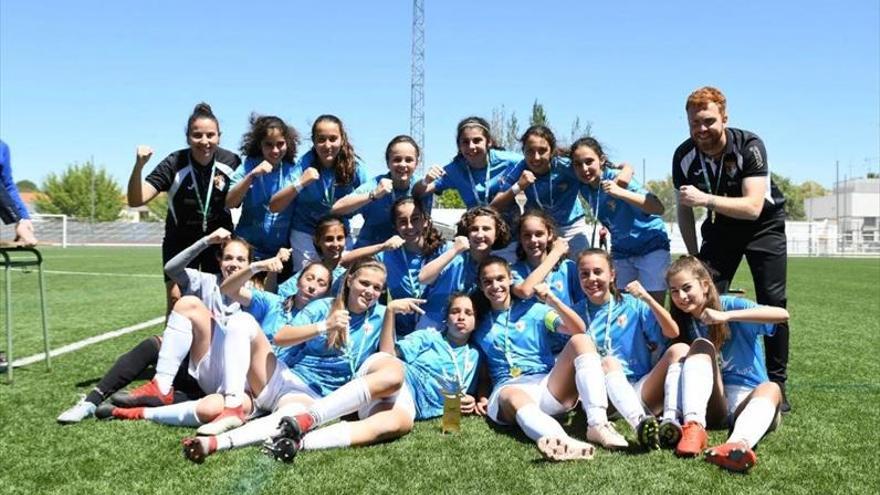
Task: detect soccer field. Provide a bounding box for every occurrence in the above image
[1,247,878,494]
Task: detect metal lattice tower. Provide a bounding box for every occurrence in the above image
[410,0,425,173]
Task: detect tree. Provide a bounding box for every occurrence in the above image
[35,161,124,221]
[529,99,549,127]
[568,116,593,147]
[146,193,168,222]
[435,188,465,208]
[490,106,521,151]
[15,180,39,192]
[647,175,677,223]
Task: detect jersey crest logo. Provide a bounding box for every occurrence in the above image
[607,200,617,211]
[617,314,628,327]
[558,183,568,192]
[515,321,526,332]
[214,175,227,191]
[554,280,563,292]
[363,322,374,334]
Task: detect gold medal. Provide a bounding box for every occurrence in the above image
[510,366,522,378]
[441,392,461,434]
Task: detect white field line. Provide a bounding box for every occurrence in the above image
[11,316,165,368]
[7,268,163,279]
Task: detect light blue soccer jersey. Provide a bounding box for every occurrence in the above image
[277,265,346,300]
[244,289,305,364]
[498,157,585,227]
[578,169,670,259]
[396,329,480,420]
[580,294,667,382]
[349,173,433,248]
[511,258,585,354]
[687,296,774,389]
[230,157,298,259]
[474,299,560,388]
[287,297,386,396]
[433,149,521,208]
[421,251,480,324]
[377,243,449,336]
[287,149,369,235]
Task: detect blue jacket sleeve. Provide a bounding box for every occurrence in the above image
[0,140,31,222]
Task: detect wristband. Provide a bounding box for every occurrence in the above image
[707,196,716,210]
[511,183,522,195]
[369,190,376,201]
[249,264,261,275]
[316,320,328,336]
[294,181,304,194]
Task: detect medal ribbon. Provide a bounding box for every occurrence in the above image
[189,156,216,232]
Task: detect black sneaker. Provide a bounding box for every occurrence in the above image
[636,416,660,450]
[262,416,304,464]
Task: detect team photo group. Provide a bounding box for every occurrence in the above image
[55,86,792,474]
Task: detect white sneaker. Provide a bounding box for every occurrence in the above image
[587,422,629,450]
[57,396,97,424]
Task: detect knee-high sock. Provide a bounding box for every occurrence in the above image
[681,356,713,426]
[662,362,683,422]
[87,336,160,405]
[143,401,201,427]
[216,402,309,452]
[301,421,354,450]
[309,377,371,428]
[220,316,258,408]
[605,370,645,429]
[574,353,608,426]
[155,312,193,394]
[515,403,567,443]
[728,397,777,448]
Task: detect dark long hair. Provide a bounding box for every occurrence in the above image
[666,255,729,350]
[312,114,359,185]
[240,114,299,162]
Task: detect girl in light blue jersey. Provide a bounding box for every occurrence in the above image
[376,196,447,336]
[180,259,419,463]
[258,293,482,457]
[472,256,620,462]
[418,206,511,328]
[492,126,589,259]
[226,114,300,263]
[510,210,583,354]
[414,116,521,211]
[277,216,403,300]
[575,249,685,450]
[94,254,333,435]
[571,137,670,305]
[332,135,431,248]
[666,256,787,472]
[269,115,369,271]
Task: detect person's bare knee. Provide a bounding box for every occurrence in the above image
[601,356,622,374]
[195,395,225,423]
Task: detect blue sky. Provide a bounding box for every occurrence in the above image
[1,1,878,190]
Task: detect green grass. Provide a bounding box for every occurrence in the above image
[1,249,879,494]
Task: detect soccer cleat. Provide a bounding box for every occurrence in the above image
[675,421,708,457]
[95,404,145,421]
[183,436,216,464]
[586,422,629,450]
[262,415,305,463]
[780,385,791,414]
[537,436,595,462]
[705,441,757,472]
[636,416,660,450]
[110,379,174,407]
[658,419,683,449]
[57,396,97,424]
[196,406,246,436]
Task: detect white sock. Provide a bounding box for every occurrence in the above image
[143,401,201,427]
[216,402,308,452]
[220,314,258,408]
[605,370,645,429]
[574,353,608,426]
[155,311,193,395]
[728,397,777,448]
[681,356,714,426]
[662,362,683,422]
[309,377,371,427]
[515,403,567,442]
[301,421,354,450]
